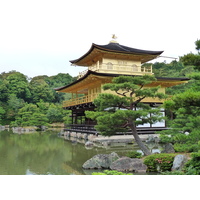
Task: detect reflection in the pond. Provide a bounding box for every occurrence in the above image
[0,130,162,175]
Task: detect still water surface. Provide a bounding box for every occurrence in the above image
[0,129,147,175]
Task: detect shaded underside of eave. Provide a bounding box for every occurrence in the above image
[54,71,190,93]
[54,71,110,92]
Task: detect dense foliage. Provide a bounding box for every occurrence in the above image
[158,40,200,155]
[184,152,200,175]
[0,71,74,127]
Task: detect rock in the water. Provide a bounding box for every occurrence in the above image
[171,155,188,171]
[161,143,175,153]
[110,157,147,173]
[85,141,94,147]
[82,152,120,169]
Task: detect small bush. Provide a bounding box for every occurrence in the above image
[159,135,173,144]
[92,170,133,175]
[184,152,200,175]
[160,129,200,150]
[173,134,188,143]
[161,171,185,175]
[174,143,200,152]
[126,151,143,158]
[143,153,176,172]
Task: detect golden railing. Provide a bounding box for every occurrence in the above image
[62,93,165,108]
[63,93,99,107]
[77,64,153,79]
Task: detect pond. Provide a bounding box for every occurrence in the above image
[0,129,162,175]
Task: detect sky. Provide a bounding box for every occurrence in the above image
[0,0,199,78]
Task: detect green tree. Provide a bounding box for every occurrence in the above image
[6,72,31,101]
[46,104,66,123]
[195,39,200,54]
[180,53,200,69]
[0,71,76,126]
[86,75,167,156]
[164,89,200,131]
[47,73,76,103]
[180,39,200,70]
[0,79,9,102]
[29,78,55,103]
[36,100,50,114]
[6,94,25,121]
[152,61,185,77]
[0,106,5,124]
[14,103,48,128]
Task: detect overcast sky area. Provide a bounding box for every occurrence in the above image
[0,0,199,78]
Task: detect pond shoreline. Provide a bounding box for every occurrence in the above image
[0,125,160,145]
[0,125,64,133]
[59,130,160,149]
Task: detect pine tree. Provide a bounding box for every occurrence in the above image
[86,75,167,155]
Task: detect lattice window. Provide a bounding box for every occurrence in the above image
[132,64,138,72]
[107,62,113,70]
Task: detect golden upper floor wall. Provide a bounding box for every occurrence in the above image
[78,58,153,79]
[71,42,163,79]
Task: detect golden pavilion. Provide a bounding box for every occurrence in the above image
[55,37,189,134]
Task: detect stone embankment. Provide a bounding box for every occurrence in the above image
[59,130,160,146]
[0,125,41,133]
[0,125,65,134]
[0,125,10,131]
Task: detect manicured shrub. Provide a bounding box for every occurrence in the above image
[126,151,143,158]
[160,129,200,153]
[173,134,188,143]
[92,170,133,175]
[143,153,176,172]
[161,170,185,175]
[174,143,200,152]
[159,134,173,144]
[184,152,200,175]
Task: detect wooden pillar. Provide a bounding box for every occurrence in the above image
[72,110,74,125]
[75,110,78,124]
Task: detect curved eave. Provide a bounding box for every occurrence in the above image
[70,43,164,65]
[95,43,163,55]
[54,71,190,92]
[70,43,96,65]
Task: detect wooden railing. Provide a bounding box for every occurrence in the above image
[63,93,98,107]
[64,124,168,135]
[65,124,98,134]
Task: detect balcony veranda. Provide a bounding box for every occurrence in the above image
[63,93,99,108]
[77,64,152,79]
[62,93,164,108]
